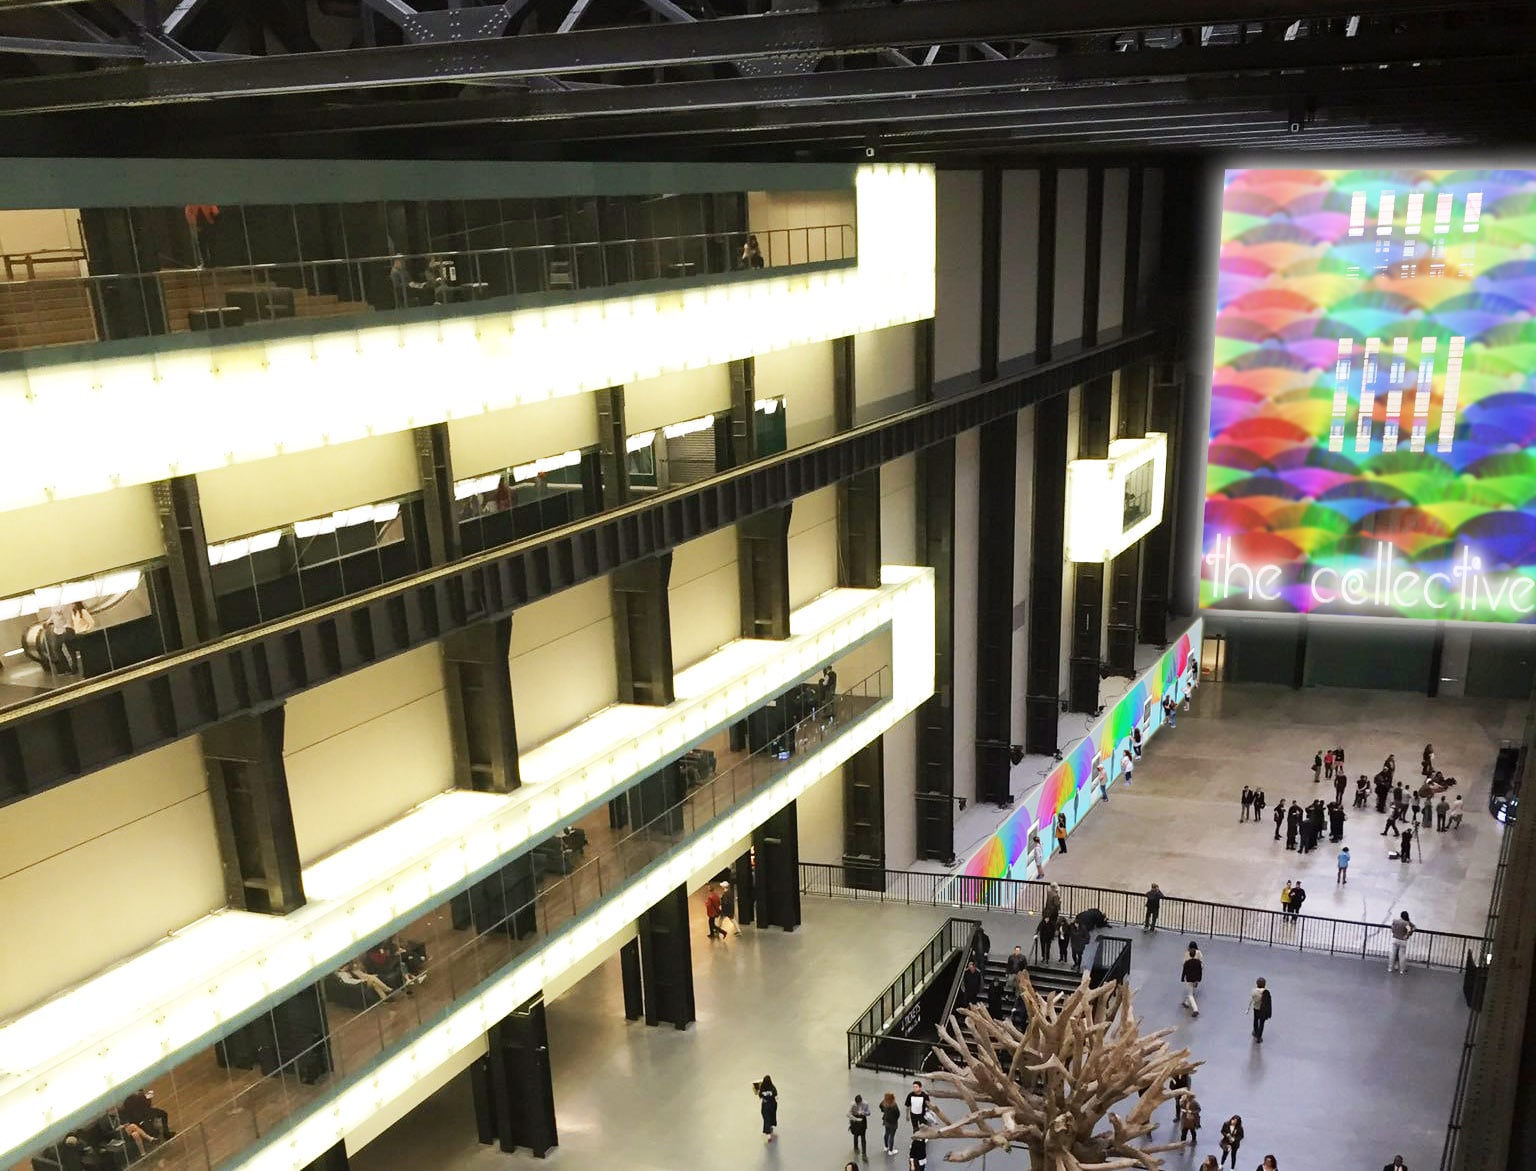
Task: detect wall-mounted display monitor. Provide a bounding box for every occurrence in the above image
[1205,167,1536,624]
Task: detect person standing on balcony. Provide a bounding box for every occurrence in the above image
[1144,883,1163,932]
[1249,977,1272,1042]
[740,235,765,269]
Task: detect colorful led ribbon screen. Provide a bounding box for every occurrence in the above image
[961,623,1199,880]
[1206,168,1536,624]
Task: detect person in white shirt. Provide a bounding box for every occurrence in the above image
[1120,748,1135,786]
[1449,794,1464,829]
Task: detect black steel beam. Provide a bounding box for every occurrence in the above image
[841,738,884,890]
[0,2,1519,115]
[974,417,1016,807]
[203,707,305,915]
[753,802,800,931]
[442,617,520,793]
[913,436,955,861]
[636,884,696,1029]
[485,995,558,1157]
[1024,394,1069,757]
[0,327,1165,805]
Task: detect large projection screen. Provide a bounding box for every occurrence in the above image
[1205,168,1536,625]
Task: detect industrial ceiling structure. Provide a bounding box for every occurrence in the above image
[0,0,1528,160]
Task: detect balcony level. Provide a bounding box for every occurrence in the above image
[0,161,933,514]
[0,565,934,1168]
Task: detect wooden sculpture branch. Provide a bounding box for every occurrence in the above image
[915,972,1200,1171]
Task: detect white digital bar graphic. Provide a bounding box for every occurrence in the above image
[1330,338,1353,452]
[1434,192,1454,234]
[1438,336,1465,453]
[1348,191,1368,236]
[1382,337,1409,453]
[1464,191,1483,233]
[1410,337,1437,452]
[1404,192,1424,235]
[1356,337,1380,451]
[1377,191,1396,236]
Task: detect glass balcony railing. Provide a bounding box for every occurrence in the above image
[0,222,856,356]
[22,667,889,1171]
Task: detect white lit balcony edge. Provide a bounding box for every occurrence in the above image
[238,647,929,1171]
[0,566,934,1167]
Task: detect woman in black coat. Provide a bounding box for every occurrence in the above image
[1219,1115,1245,1168]
[756,1075,779,1142]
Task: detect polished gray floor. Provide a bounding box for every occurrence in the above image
[351,897,1468,1171]
[1040,683,1521,935]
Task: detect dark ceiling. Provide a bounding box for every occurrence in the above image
[0,0,1530,161]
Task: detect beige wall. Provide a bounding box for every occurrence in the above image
[935,171,982,384]
[746,190,858,265]
[0,738,223,1017]
[626,364,732,435]
[448,393,598,480]
[853,322,917,421]
[669,528,739,671]
[284,644,454,864]
[0,209,83,263]
[509,576,617,750]
[880,453,916,566]
[197,430,420,542]
[756,340,835,448]
[788,485,838,609]
[883,710,918,870]
[0,485,163,597]
[796,765,845,864]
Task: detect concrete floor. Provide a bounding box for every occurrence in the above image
[350,897,1468,1171]
[1038,682,1521,935]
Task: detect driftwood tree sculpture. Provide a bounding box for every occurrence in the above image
[916,971,1200,1171]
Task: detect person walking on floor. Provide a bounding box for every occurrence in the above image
[705,886,724,939]
[904,1081,929,1130]
[1272,798,1286,841]
[1121,747,1135,786]
[1055,812,1069,856]
[1450,793,1465,828]
[756,1075,779,1142]
[1220,1115,1246,1169]
[848,1095,870,1159]
[1241,786,1253,822]
[1056,915,1072,964]
[1289,881,1307,920]
[1324,749,1335,780]
[1312,751,1323,783]
[1337,846,1351,884]
[1333,769,1347,805]
[879,1093,901,1155]
[1181,941,1203,1016]
[1436,794,1450,831]
[1252,788,1266,825]
[908,1135,928,1171]
[1144,883,1163,932]
[719,881,741,936]
[1389,911,1415,974]
[1178,1095,1202,1145]
[1383,800,1404,838]
[1249,977,1273,1042]
[1070,919,1091,971]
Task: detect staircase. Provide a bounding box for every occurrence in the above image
[0,279,97,351]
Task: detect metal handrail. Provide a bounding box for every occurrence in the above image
[1,248,86,281]
[800,863,1485,973]
[847,916,978,1072]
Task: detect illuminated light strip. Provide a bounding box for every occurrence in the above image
[511,449,581,483]
[0,164,936,515]
[0,569,145,619]
[1409,337,1437,453]
[1464,191,1483,233]
[1438,336,1465,453]
[1376,191,1396,236]
[1382,337,1409,453]
[624,430,656,453]
[1434,192,1454,235]
[1404,192,1424,236]
[0,567,933,1166]
[660,413,714,440]
[1347,191,1367,236]
[452,472,501,500]
[1329,338,1353,453]
[237,616,933,1171]
[1355,337,1380,451]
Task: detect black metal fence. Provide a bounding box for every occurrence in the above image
[802,863,1483,974]
[846,916,979,1073]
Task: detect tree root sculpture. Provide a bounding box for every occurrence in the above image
[915,972,1200,1170]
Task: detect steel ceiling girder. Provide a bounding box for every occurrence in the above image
[0,0,1523,114]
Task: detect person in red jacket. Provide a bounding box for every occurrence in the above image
[704,886,724,938]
